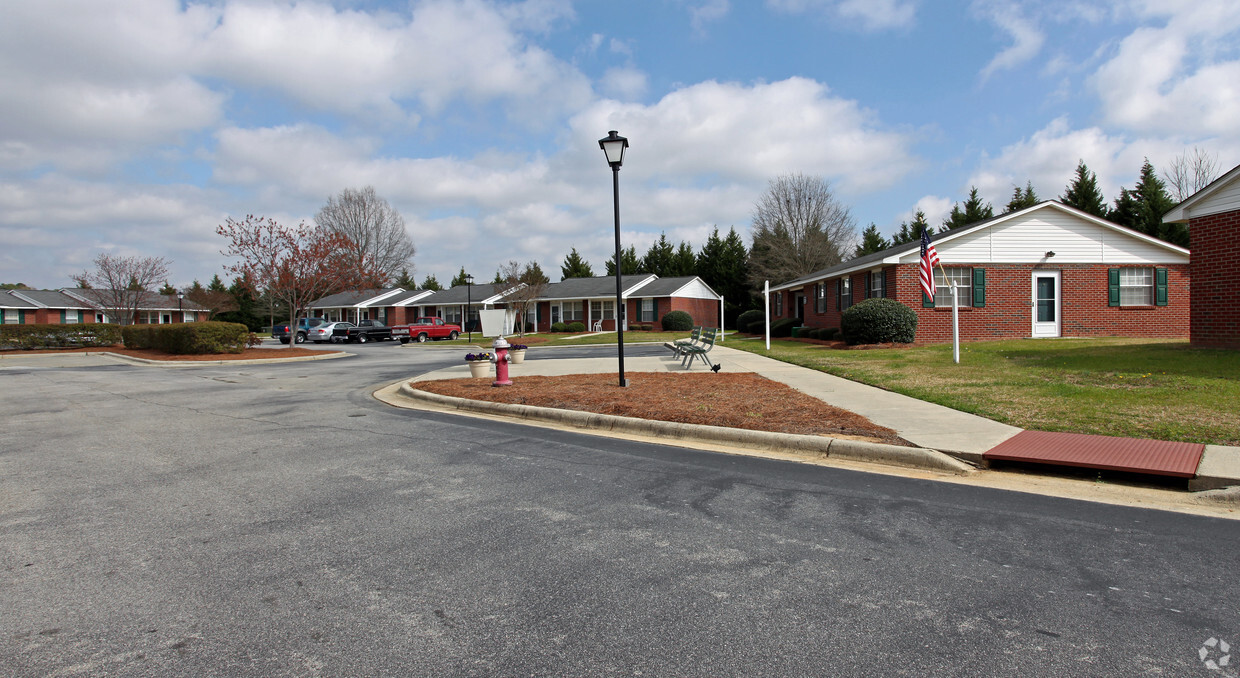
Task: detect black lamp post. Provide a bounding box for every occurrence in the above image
[464,273,474,342]
[177,293,183,321]
[599,130,629,387]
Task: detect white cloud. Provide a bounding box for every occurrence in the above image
[688,0,731,34]
[1091,0,1240,136]
[974,1,1046,81]
[600,68,650,101]
[766,0,917,31]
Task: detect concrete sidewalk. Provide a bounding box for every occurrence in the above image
[406,344,1240,489]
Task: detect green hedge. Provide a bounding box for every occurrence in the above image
[736,309,764,333]
[121,321,251,354]
[566,321,586,333]
[770,317,798,338]
[0,323,123,350]
[550,322,567,332]
[660,310,693,332]
[841,298,917,345]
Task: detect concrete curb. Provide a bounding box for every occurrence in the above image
[92,350,350,366]
[396,382,976,476]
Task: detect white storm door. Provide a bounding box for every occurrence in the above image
[1032,271,1061,338]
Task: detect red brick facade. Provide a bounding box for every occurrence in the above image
[772,263,1189,342]
[1188,209,1240,349]
[529,296,721,332]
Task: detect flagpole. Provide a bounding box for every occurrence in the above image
[764,280,770,351]
[935,261,960,364]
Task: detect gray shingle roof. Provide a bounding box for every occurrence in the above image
[0,291,39,309]
[308,288,401,308]
[11,290,92,308]
[61,289,207,311]
[417,284,510,306]
[540,275,655,300]
[626,276,713,297]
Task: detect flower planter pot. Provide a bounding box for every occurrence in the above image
[466,360,490,378]
[509,349,526,364]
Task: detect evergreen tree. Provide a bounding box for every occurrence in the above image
[159,282,178,295]
[1004,181,1040,213]
[942,187,994,230]
[1109,159,1183,245]
[420,274,443,291]
[604,245,641,276]
[185,279,206,296]
[207,274,227,292]
[491,270,505,285]
[670,241,697,277]
[696,226,753,326]
[523,261,550,285]
[560,247,595,279]
[853,223,891,257]
[641,233,676,276]
[891,209,933,245]
[1059,160,1108,217]
[393,267,417,289]
[450,267,471,287]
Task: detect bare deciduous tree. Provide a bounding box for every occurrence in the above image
[217,216,361,348]
[748,173,856,286]
[314,187,416,288]
[71,253,170,325]
[495,260,549,338]
[1163,147,1221,202]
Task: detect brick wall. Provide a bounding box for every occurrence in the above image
[1189,209,1240,349]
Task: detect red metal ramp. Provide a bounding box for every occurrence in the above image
[983,431,1205,478]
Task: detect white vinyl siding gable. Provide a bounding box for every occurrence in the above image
[896,207,1188,266]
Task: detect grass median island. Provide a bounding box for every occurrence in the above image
[728,336,1240,445]
[413,372,907,445]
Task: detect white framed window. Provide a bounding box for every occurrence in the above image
[182,311,195,322]
[590,300,615,320]
[815,283,827,313]
[562,301,584,322]
[1119,267,1154,306]
[640,298,655,322]
[933,268,973,306]
[4,309,18,324]
[838,278,853,310]
[443,306,462,324]
[65,309,79,324]
[870,271,885,299]
[773,293,783,316]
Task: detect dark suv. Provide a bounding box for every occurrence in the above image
[272,317,329,344]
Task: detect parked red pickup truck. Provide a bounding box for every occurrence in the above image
[392,317,462,344]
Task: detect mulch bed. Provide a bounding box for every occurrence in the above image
[2,346,327,361]
[414,371,906,444]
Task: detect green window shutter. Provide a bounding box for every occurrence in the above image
[922,291,934,308]
[972,268,986,307]
[1155,268,1168,306]
[835,280,841,310]
[1107,269,1120,306]
[19,310,26,324]
[60,310,66,323]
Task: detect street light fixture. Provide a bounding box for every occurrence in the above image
[599,130,629,388]
[177,293,184,321]
[465,273,474,342]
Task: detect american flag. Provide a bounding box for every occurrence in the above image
[920,229,939,299]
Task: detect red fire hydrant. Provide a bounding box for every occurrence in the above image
[492,336,513,387]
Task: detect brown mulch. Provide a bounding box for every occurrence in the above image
[3,346,328,361]
[414,371,907,445]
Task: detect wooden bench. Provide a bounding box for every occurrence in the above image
[681,327,717,370]
[664,326,701,355]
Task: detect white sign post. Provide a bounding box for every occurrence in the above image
[764,280,771,351]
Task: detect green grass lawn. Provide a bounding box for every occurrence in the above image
[726,336,1240,445]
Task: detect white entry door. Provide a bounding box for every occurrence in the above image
[1031,271,1060,338]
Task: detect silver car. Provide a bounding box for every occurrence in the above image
[307,321,354,343]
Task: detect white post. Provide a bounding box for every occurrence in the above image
[764,281,771,351]
[951,282,960,364]
[719,295,725,342]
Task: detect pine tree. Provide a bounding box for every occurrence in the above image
[185,279,206,296]
[491,270,505,285]
[207,274,227,292]
[393,268,417,289]
[1059,160,1108,217]
[450,267,471,287]
[523,261,550,285]
[641,233,676,276]
[891,209,933,245]
[942,187,994,230]
[1109,159,1183,245]
[696,226,753,326]
[560,247,594,279]
[604,245,641,276]
[670,241,697,276]
[159,282,177,295]
[853,223,891,257]
[420,274,443,291]
[1004,181,1040,213]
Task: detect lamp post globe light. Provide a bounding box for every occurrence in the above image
[464,273,474,342]
[599,130,629,388]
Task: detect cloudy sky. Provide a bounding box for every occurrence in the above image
[2,0,1238,289]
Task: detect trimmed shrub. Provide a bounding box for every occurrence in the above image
[550,322,567,333]
[0,323,123,350]
[841,298,917,345]
[566,321,586,333]
[804,328,825,340]
[121,321,251,354]
[660,310,693,332]
[821,327,839,340]
[770,317,798,338]
[736,309,764,333]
